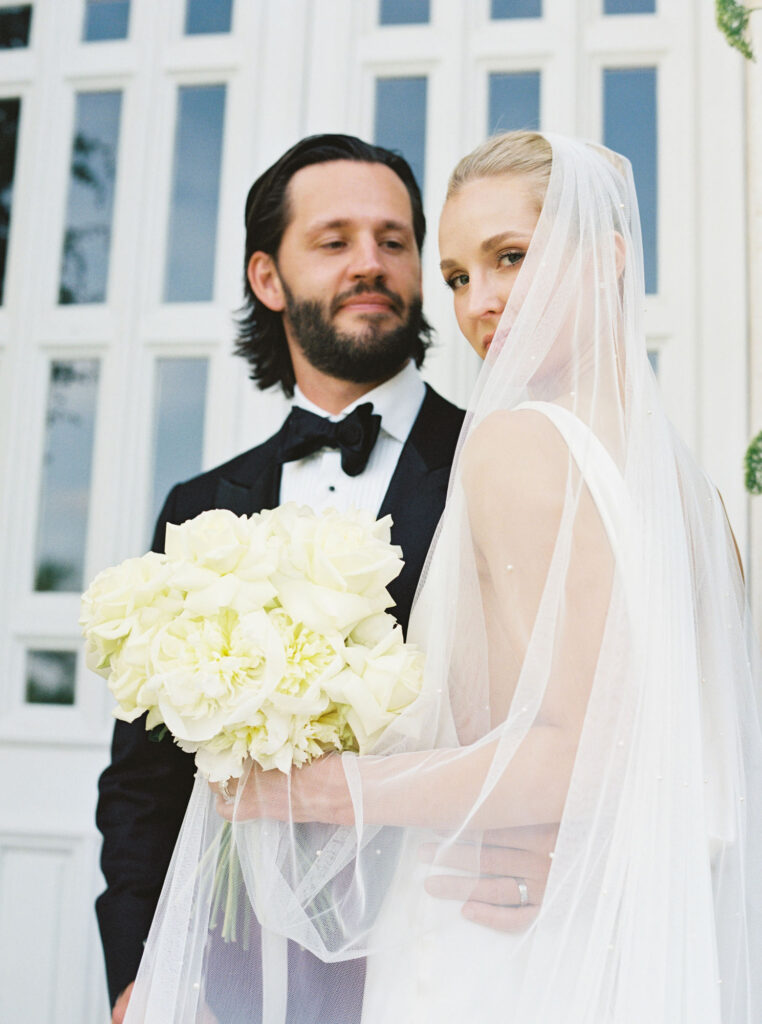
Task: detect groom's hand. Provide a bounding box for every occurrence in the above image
[111,981,134,1023]
[419,823,558,932]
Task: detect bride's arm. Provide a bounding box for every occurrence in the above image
[215,726,575,830]
[218,411,614,832]
[300,725,578,831]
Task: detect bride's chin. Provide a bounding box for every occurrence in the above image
[469,339,491,360]
[484,329,510,361]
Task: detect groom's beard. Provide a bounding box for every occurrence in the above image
[282,280,426,384]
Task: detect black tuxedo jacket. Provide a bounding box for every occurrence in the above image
[95,384,464,1009]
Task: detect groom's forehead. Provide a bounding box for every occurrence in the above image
[283,160,415,233]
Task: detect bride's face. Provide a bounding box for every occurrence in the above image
[438,174,540,359]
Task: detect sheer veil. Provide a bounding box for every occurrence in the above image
[125,135,762,1024]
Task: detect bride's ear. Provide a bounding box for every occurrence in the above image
[614,232,626,279]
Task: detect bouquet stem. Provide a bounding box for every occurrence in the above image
[204,816,339,950]
[208,822,253,949]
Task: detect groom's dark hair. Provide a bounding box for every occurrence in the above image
[234,133,431,396]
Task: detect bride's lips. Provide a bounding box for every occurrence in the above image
[482,332,494,353]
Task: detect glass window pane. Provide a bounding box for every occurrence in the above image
[25,650,76,705]
[379,0,429,24]
[0,5,32,47]
[491,0,542,18]
[647,350,659,374]
[374,77,427,195]
[150,358,208,532]
[185,0,232,34]
[164,85,226,302]
[34,360,100,592]
[0,97,21,304]
[603,67,658,293]
[488,71,541,134]
[83,0,130,41]
[604,0,655,13]
[59,91,122,304]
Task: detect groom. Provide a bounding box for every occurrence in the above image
[96,134,551,1023]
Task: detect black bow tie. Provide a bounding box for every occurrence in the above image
[278,402,382,477]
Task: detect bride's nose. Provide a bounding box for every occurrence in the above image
[466,274,503,320]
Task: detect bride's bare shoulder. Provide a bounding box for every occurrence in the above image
[461,407,569,498]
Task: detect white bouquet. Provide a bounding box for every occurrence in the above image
[80,505,424,781]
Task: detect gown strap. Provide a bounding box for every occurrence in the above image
[514,400,631,556]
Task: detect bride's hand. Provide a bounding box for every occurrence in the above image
[210,764,289,821]
[210,753,352,825]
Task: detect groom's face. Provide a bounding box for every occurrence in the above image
[250,160,425,383]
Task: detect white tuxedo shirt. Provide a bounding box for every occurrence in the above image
[279,361,426,515]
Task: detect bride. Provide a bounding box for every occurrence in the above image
[126,133,762,1023]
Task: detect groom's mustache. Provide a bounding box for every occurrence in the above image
[329,282,406,317]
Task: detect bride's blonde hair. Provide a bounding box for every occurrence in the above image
[446,130,553,209]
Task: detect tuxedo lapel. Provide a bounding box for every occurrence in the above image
[213,432,284,515]
[378,419,451,561]
[379,386,463,632]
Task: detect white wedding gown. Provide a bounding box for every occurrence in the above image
[361,401,657,1024]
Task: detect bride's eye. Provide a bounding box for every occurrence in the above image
[445,271,469,291]
[498,250,524,267]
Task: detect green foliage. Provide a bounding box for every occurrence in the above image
[744,430,762,494]
[716,0,757,61]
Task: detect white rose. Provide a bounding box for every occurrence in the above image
[170,564,277,618]
[107,653,152,722]
[269,574,384,636]
[276,506,403,604]
[326,626,424,750]
[311,508,402,595]
[164,508,276,577]
[349,611,401,647]
[79,552,178,675]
